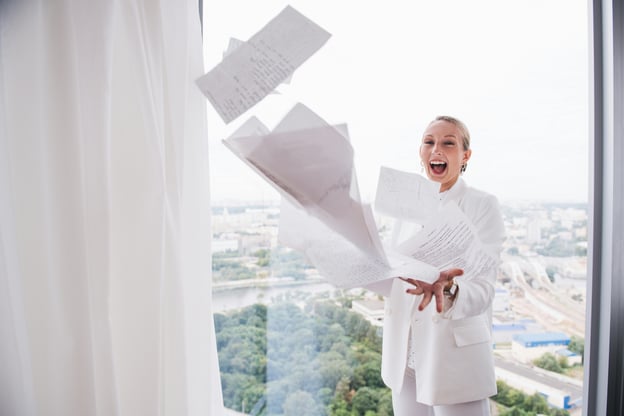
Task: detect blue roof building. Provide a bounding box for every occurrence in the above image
[511,332,571,362]
[512,332,570,348]
[492,323,527,347]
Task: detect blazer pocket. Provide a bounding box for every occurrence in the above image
[452,322,491,347]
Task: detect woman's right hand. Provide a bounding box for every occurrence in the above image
[400,268,464,313]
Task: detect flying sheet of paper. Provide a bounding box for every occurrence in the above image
[375,166,439,223]
[228,115,271,138]
[223,37,293,92]
[395,203,498,279]
[224,103,386,260]
[196,6,331,123]
[278,198,439,288]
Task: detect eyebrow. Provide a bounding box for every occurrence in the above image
[423,134,457,138]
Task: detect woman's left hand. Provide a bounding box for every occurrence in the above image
[400,268,464,313]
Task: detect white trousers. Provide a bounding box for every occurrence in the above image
[392,368,491,416]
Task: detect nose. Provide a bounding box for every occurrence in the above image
[432,143,443,154]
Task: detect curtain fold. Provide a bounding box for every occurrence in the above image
[0,1,223,415]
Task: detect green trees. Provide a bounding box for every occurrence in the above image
[493,380,570,416]
[351,387,378,416]
[214,300,392,415]
[212,246,312,281]
[536,236,572,257]
[212,251,256,281]
[255,249,271,267]
[533,353,567,374]
[532,345,584,378]
[270,248,310,280]
[216,301,579,415]
[568,336,584,360]
[283,391,319,416]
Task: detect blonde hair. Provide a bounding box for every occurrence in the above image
[432,115,471,151]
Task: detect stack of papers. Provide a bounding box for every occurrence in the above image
[224,104,441,288]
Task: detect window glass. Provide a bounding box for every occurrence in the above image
[204,2,588,415]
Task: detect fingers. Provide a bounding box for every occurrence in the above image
[418,290,433,311]
[415,280,446,313]
[399,276,415,285]
[434,282,445,313]
[404,278,429,298]
[401,270,463,313]
[441,268,464,279]
[400,277,424,290]
[405,281,424,296]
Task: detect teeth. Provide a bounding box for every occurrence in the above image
[430,161,446,165]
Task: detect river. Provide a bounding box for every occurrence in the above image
[212,281,339,312]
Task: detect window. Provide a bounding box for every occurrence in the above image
[203,2,590,415]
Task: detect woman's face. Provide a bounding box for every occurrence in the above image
[419,120,472,192]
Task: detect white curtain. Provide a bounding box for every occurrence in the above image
[0,1,223,415]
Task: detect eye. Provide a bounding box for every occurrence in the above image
[423,139,434,145]
[443,140,456,146]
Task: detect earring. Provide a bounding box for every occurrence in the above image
[460,163,467,173]
[420,160,425,173]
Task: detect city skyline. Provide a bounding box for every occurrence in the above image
[211,195,587,414]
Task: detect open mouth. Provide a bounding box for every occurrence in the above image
[430,161,447,175]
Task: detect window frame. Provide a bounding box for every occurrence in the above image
[585,0,624,415]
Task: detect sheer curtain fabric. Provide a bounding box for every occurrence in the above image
[0,1,222,415]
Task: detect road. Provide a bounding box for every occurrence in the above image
[502,255,586,338]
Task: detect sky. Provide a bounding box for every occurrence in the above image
[202,0,589,205]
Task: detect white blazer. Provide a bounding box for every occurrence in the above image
[368,179,506,406]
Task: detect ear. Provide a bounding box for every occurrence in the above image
[463,149,472,163]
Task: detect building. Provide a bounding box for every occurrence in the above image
[213,238,239,253]
[512,332,570,362]
[351,298,385,327]
[493,288,511,313]
[495,357,582,410]
[556,348,583,366]
[492,323,527,348]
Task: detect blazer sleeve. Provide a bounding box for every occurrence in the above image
[443,193,506,320]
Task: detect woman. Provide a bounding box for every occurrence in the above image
[370,116,506,416]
